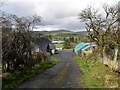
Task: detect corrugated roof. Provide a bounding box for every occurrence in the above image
[75,42,87,51]
[81,44,90,51]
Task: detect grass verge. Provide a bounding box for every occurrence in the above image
[75,55,119,88]
[2,59,60,89]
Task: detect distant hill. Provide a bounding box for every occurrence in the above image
[76,31,88,35]
[30,29,72,35]
[30,30,88,38]
[42,29,72,34]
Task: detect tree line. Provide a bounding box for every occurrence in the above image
[63,36,90,49]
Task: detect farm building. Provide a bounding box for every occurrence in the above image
[74,42,97,57]
[33,37,56,55]
[74,42,86,56]
[52,41,64,44]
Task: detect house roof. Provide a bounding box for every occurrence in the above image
[81,44,91,51]
[75,42,97,52]
[33,37,52,47]
[75,42,87,51]
[33,37,55,50]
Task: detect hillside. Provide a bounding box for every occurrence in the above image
[76,31,88,35]
[30,30,88,39]
[31,30,87,35]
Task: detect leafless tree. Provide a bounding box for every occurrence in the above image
[2,14,41,72]
[78,4,118,58]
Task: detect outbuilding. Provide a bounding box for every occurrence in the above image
[33,37,56,55]
[74,42,97,57]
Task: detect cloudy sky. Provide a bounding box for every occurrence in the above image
[1,0,119,31]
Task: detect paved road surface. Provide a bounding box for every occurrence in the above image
[18,50,83,88]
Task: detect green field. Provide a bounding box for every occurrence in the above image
[55,44,63,48]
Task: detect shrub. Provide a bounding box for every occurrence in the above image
[27,52,50,67]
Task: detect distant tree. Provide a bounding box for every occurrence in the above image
[63,37,66,41]
[74,37,77,43]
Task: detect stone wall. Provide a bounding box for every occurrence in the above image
[102,48,119,72]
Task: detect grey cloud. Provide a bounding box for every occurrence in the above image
[63,22,85,31]
[36,0,83,30]
[1,1,87,31]
[1,2,36,16]
[41,14,85,31]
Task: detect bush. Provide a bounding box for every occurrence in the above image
[42,52,51,61]
[27,52,50,67]
[82,51,91,60]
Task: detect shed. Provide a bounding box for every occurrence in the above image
[74,42,97,57]
[74,42,87,56]
[75,42,87,52]
[81,44,91,51]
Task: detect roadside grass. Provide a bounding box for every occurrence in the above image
[2,59,60,89]
[75,55,119,88]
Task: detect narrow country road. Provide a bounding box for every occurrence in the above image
[18,50,83,88]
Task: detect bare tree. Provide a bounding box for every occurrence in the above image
[78,4,118,59]
[2,14,41,72]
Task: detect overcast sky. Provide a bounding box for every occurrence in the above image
[1,0,119,31]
